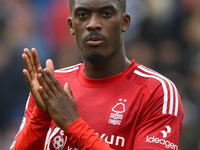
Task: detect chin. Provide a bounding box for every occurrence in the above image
[85,53,105,65]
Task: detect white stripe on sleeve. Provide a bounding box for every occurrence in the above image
[135,65,179,116]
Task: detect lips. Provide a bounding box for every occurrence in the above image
[86,36,104,46]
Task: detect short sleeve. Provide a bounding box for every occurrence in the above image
[132,78,184,150]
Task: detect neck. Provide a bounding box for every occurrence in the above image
[83,48,131,79]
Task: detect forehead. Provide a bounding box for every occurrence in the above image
[73,0,121,11]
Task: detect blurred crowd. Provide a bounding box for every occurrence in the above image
[0,0,200,149]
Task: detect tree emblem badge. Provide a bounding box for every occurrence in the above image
[108,99,127,125]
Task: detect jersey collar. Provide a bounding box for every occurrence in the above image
[78,60,137,88]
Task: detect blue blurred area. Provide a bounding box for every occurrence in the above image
[0,0,200,149]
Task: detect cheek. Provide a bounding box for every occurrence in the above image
[107,22,122,46]
[74,24,85,49]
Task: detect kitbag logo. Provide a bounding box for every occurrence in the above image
[146,125,178,150]
[161,125,171,138]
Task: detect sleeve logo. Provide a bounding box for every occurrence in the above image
[161,125,171,138]
[146,125,178,150]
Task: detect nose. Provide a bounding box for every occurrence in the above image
[86,14,102,31]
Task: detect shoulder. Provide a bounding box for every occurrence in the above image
[132,65,183,117]
[125,61,171,92]
[132,65,175,94]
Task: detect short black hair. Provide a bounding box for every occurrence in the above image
[69,0,126,13]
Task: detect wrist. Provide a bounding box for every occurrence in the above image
[60,117,80,131]
[34,106,51,120]
[64,118,85,136]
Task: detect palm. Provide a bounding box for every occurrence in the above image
[29,71,46,110]
[22,48,54,110]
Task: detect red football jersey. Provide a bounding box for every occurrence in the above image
[10,60,184,150]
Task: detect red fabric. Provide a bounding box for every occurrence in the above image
[10,61,184,150]
[65,118,115,150]
[10,106,52,150]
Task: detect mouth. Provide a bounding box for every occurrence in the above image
[86,36,104,46]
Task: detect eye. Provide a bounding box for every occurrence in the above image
[78,13,88,18]
[102,12,112,18]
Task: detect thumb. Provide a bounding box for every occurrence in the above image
[46,59,54,76]
[64,83,75,102]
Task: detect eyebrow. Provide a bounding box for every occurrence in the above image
[74,4,116,12]
[74,7,89,12]
[99,5,116,11]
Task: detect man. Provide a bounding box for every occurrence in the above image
[10,0,184,149]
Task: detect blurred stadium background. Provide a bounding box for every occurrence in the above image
[0,0,200,149]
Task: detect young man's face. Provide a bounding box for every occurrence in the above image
[68,0,129,65]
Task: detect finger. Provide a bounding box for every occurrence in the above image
[23,69,33,89]
[38,72,56,100]
[22,52,35,80]
[64,83,75,102]
[38,86,51,107]
[32,48,42,71]
[46,59,54,76]
[24,48,36,73]
[44,69,64,94]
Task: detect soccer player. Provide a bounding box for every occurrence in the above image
[10,0,184,149]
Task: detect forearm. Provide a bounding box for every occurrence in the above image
[65,118,115,150]
[11,106,52,150]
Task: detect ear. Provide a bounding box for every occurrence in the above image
[121,13,131,32]
[68,17,75,35]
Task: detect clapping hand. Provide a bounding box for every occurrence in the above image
[22,48,54,110]
[37,68,79,130]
